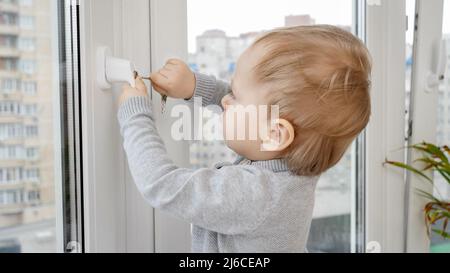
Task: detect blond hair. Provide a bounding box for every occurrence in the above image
[251,25,372,176]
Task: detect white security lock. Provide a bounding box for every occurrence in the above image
[96,46,136,90]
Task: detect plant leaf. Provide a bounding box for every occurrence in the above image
[432,228,450,239]
[385,160,433,182]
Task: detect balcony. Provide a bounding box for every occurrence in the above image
[0,203,25,215]
[0,182,25,191]
[0,69,20,78]
[0,1,19,13]
[0,158,26,167]
[0,24,19,35]
[0,91,23,101]
[0,47,20,58]
[0,115,24,124]
[0,136,25,146]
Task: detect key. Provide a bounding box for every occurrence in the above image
[160,94,167,114]
[140,75,167,115]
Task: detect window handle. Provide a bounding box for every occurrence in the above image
[96,46,136,90]
[425,39,447,93]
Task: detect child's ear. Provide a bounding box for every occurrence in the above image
[261,119,295,152]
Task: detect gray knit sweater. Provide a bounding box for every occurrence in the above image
[118,72,319,253]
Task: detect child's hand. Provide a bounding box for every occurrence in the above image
[149,59,196,100]
[119,77,148,106]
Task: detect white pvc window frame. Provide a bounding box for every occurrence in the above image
[405,0,444,252]
[365,0,408,253]
[76,0,445,253]
[79,0,156,253]
[365,0,445,253]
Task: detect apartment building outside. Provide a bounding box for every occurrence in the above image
[0,0,56,252]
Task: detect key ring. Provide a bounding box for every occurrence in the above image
[135,71,168,115]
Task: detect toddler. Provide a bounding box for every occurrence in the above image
[118,25,372,253]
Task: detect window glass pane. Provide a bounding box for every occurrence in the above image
[187,0,361,253]
[432,0,450,253]
[0,0,61,253]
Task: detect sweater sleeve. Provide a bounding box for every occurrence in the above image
[187,72,231,108]
[118,96,280,235]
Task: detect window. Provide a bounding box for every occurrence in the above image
[1,78,20,93]
[22,104,38,116]
[19,59,36,75]
[431,0,450,253]
[25,168,39,182]
[0,124,23,140]
[19,0,32,7]
[0,35,17,48]
[0,101,20,115]
[18,37,35,52]
[187,0,363,252]
[0,12,18,25]
[22,81,36,95]
[0,167,23,184]
[19,15,34,30]
[24,125,38,137]
[0,58,18,71]
[0,190,24,205]
[404,0,450,253]
[25,147,38,160]
[0,0,81,253]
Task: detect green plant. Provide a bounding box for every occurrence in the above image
[385,142,450,239]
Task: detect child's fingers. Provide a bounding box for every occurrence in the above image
[166,58,183,65]
[149,71,170,89]
[122,83,133,92]
[162,64,176,71]
[152,83,168,95]
[135,77,147,93]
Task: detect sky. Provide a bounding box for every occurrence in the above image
[187,0,353,53]
[188,0,450,53]
[445,1,450,34]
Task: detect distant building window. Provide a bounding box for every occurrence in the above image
[20,60,36,75]
[0,12,18,25]
[22,81,37,95]
[0,190,24,205]
[0,123,23,140]
[19,15,34,29]
[0,145,24,160]
[18,37,36,51]
[19,0,33,7]
[28,190,40,202]
[0,167,23,184]
[25,168,39,182]
[25,125,38,137]
[0,102,38,116]
[0,101,21,115]
[26,147,38,160]
[22,104,38,116]
[0,35,17,48]
[1,78,20,93]
[0,58,18,71]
